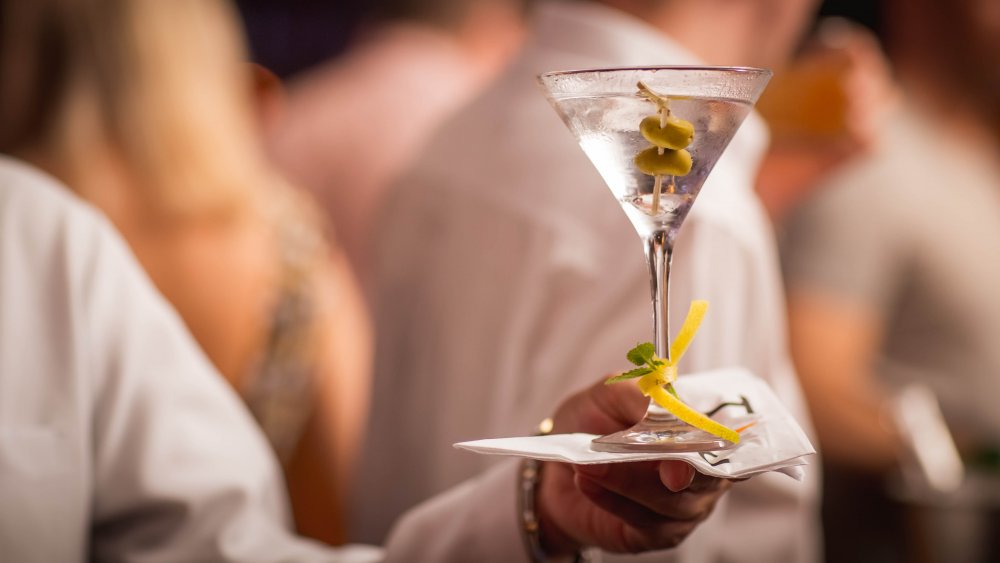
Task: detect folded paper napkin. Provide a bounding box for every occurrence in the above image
[455,368,815,480]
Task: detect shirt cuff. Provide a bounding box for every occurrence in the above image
[382,460,528,563]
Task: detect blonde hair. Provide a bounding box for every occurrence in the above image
[0,0,267,218]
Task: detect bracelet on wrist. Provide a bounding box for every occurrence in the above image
[518,456,548,562]
[517,418,583,563]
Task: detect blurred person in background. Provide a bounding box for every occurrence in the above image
[0,1,745,561]
[755,17,896,224]
[361,0,822,561]
[0,0,372,544]
[262,0,528,280]
[778,0,1000,560]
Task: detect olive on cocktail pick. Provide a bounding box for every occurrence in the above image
[640,115,695,150]
[635,146,693,176]
[634,81,696,213]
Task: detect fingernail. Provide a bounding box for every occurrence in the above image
[576,463,609,479]
[662,462,695,492]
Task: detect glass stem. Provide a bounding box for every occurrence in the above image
[645,230,673,364]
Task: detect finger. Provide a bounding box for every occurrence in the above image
[586,377,647,430]
[576,461,723,521]
[661,461,732,494]
[614,520,700,554]
[687,471,732,494]
[572,480,701,554]
[575,473,671,530]
[659,460,695,492]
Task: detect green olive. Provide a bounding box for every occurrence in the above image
[634,147,693,177]
[639,115,694,150]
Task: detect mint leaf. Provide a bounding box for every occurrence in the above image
[605,367,653,384]
[626,342,656,366]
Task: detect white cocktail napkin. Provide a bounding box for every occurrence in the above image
[455,368,815,480]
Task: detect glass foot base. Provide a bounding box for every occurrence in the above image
[591,416,736,453]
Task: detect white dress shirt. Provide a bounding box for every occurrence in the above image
[0,156,334,562]
[0,155,534,562]
[361,2,820,561]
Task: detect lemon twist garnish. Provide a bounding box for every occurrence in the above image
[605,301,741,444]
[638,379,741,444]
[634,82,695,213]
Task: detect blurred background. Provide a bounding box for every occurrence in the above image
[756,1,1000,562]
[235,0,382,79]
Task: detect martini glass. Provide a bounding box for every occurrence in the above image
[539,66,771,453]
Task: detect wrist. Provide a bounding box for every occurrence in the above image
[534,461,584,559]
[519,459,582,561]
[518,418,583,562]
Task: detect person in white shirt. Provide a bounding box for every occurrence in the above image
[0,153,733,562]
[362,1,821,561]
[265,0,528,280]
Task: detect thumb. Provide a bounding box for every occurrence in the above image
[553,378,647,435]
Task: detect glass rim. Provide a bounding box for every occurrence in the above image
[538,65,772,81]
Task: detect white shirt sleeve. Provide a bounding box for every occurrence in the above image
[383,461,529,563]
